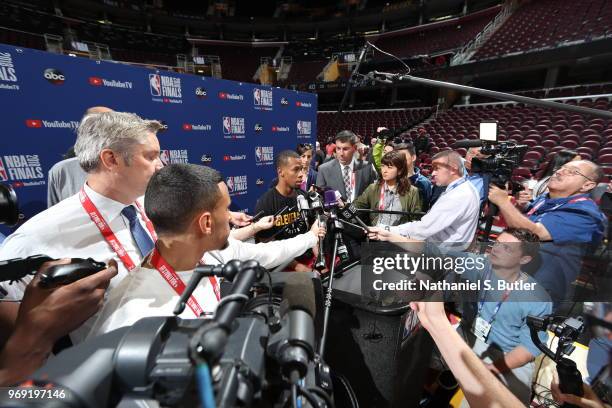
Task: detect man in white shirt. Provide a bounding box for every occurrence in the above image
[90,164,325,336]
[369,150,480,250]
[47,106,113,207]
[0,111,164,342]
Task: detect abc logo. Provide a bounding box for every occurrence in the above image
[43,68,65,84]
[159,120,169,132]
[254,124,263,132]
[195,87,207,98]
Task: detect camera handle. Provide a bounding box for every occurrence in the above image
[556,358,584,408]
[481,201,499,244]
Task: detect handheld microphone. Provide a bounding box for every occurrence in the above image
[268,273,316,380]
[452,139,485,149]
[323,189,342,208]
[340,202,370,232]
[296,194,311,229]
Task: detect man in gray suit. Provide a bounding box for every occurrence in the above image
[316,130,377,202]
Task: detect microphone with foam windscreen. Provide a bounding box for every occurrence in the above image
[268,272,316,381]
[323,189,342,208]
[452,139,485,149]
[296,194,310,229]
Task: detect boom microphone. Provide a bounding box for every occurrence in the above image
[452,139,485,149]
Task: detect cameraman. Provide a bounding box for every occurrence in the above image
[488,160,606,302]
[0,259,117,385]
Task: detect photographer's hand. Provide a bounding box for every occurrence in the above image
[0,259,117,385]
[551,372,605,408]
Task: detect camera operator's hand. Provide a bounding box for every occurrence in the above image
[488,184,511,206]
[409,301,448,333]
[551,372,605,408]
[516,189,532,209]
[0,259,117,385]
[229,211,252,227]
[309,219,326,239]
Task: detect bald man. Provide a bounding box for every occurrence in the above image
[489,160,606,302]
[47,106,113,207]
[370,150,480,250]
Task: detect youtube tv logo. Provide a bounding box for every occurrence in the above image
[223,155,230,161]
[218,92,227,99]
[89,77,103,86]
[182,123,193,131]
[25,119,42,128]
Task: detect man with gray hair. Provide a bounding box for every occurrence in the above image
[0,111,164,343]
[369,150,480,250]
[47,106,113,207]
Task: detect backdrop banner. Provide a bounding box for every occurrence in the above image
[0,43,316,235]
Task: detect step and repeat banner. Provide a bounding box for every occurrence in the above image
[0,44,316,236]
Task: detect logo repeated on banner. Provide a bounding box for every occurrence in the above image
[297,120,312,139]
[195,87,207,99]
[25,119,79,129]
[0,52,19,90]
[43,68,65,85]
[201,154,213,164]
[159,149,189,165]
[272,125,290,132]
[89,76,133,89]
[149,73,182,103]
[296,101,312,108]
[222,116,245,139]
[254,123,263,132]
[218,91,244,101]
[0,154,45,187]
[182,123,212,131]
[253,88,273,111]
[280,97,289,106]
[223,154,246,161]
[256,178,265,186]
[255,146,274,166]
[226,176,248,196]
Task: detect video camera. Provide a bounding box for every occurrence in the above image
[468,122,529,191]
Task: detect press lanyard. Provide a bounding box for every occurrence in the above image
[476,267,517,325]
[79,187,158,272]
[149,247,206,317]
[378,183,396,210]
[444,177,467,195]
[526,195,590,218]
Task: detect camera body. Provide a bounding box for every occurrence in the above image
[471,141,529,191]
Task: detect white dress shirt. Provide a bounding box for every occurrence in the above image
[338,158,356,202]
[0,183,150,343]
[87,232,318,337]
[389,177,480,250]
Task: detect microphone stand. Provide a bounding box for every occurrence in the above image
[318,208,345,358]
[338,42,370,114]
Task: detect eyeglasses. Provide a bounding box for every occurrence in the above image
[554,166,594,182]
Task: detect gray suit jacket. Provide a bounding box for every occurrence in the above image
[47,157,87,207]
[316,158,377,201]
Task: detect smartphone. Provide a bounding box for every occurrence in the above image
[479,122,498,142]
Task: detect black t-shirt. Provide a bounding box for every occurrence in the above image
[255,187,309,242]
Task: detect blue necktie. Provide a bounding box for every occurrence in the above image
[121,205,154,258]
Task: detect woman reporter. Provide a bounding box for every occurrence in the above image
[353,150,422,227]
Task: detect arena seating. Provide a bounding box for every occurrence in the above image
[317,108,432,144]
[371,7,498,59]
[416,97,612,180]
[473,0,612,60]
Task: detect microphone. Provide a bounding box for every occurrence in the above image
[340,202,370,232]
[269,273,316,380]
[296,194,310,229]
[452,139,485,149]
[174,260,243,315]
[324,189,342,208]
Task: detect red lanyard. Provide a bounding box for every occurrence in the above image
[80,187,220,304]
[378,183,389,210]
[80,187,157,271]
[150,247,205,317]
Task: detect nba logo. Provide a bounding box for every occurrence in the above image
[159,150,170,166]
[0,158,8,181]
[226,177,235,193]
[149,74,161,96]
[255,147,262,162]
[253,89,261,105]
[223,117,231,134]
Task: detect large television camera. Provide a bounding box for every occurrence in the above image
[1,264,335,408]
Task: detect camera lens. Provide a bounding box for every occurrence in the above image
[0,183,19,226]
